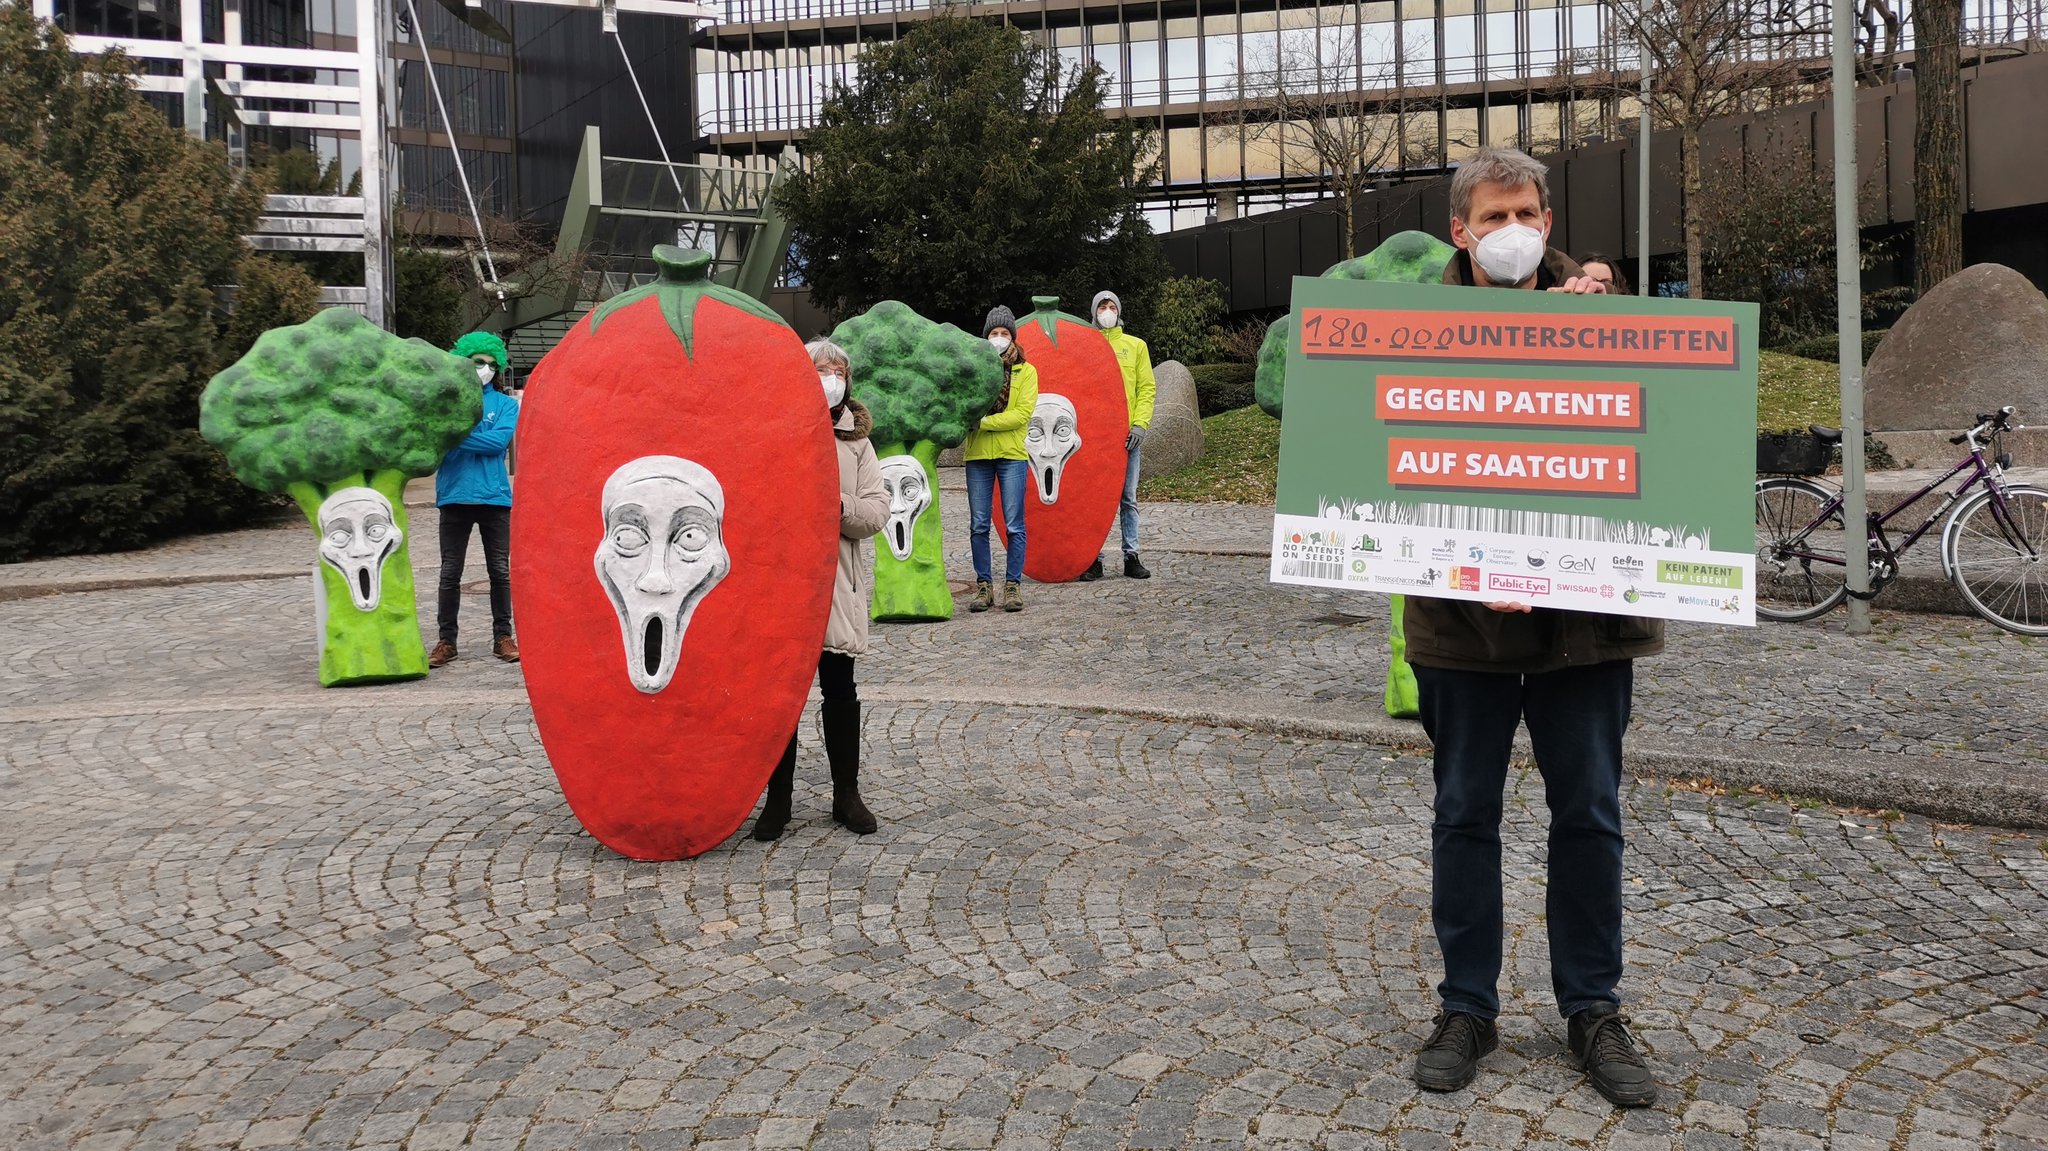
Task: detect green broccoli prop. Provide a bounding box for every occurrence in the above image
[200,308,482,686]
[1254,231,1456,720]
[831,301,1006,622]
[1256,230,1456,419]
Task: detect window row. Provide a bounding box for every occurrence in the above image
[398,60,511,137]
[398,144,515,216]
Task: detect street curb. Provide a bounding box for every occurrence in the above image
[0,569,306,602]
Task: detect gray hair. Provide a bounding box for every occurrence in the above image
[805,337,850,372]
[1449,147,1552,223]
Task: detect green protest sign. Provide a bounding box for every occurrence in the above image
[1269,277,1760,625]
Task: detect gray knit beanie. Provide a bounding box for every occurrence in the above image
[1091,290,1122,316]
[983,305,1017,337]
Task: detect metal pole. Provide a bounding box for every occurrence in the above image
[1637,38,1651,296]
[357,0,392,328]
[400,0,501,289]
[1833,0,1871,632]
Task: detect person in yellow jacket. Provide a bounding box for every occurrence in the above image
[1079,289,1155,580]
[963,305,1039,613]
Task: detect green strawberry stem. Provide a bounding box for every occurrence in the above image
[869,439,954,622]
[293,469,429,686]
[588,244,787,356]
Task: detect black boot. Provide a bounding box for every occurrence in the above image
[822,699,877,834]
[1123,553,1152,579]
[752,733,797,841]
[1077,558,1104,582]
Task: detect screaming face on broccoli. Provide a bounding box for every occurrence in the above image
[201,308,482,685]
[830,301,1006,622]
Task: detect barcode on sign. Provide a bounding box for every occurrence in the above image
[1281,559,1345,580]
[1404,506,1618,539]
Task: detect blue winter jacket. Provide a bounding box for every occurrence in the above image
[435,385,520,508]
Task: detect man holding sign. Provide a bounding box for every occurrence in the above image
[1402,148,1662,1108]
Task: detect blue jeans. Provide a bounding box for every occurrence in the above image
[1118,440,1142,556]
[1414,659,1633,1021]
[966,458,1028,583]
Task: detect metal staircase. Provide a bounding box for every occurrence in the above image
[493,126,795,363]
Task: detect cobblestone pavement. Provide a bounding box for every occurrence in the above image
[3,503,2046,1150]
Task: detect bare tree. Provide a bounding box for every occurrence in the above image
[1912,0,1964,293]
[1593,0,1828,297]
[1220,24,1453,259]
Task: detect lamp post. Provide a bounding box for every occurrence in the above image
[1637,37,1651,297]
[1833,0,1871,632]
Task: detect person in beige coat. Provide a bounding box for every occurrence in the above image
[754,338,890,841]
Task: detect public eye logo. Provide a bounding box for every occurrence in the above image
[1467,546,1486,562]
[1557,554,1595,574]
[1488,573,1551,596]
[1526,549,1549,570]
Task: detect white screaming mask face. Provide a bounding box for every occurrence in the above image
[317,486,402,612]
[876,455,932,562]
[1024,393,1082,504]
[594,456,731,695]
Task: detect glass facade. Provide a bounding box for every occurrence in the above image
[696,0,2047,231]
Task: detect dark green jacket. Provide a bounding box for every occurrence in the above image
[1401,246,1666,674]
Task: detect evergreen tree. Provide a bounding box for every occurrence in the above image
[776,12,1167,332]
[0,6,270,559]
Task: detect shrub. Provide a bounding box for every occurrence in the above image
[1148,276,1228,366]
[1189,363,1256,417]
[1209,317,1271,365]
[0,7,272,560]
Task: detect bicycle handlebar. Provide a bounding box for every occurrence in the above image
[1950,406,2019,446]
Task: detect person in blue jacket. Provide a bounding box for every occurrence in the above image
[429,332,520,667]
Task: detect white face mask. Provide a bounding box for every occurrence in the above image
[819,371,846,409]
[1468,221,1547,286]
[1096,309,1118,329]
[476,364,496,386]
[988,335,1011,354]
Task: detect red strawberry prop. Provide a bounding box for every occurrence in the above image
[996,296,1130,582]
[512,246,838,859]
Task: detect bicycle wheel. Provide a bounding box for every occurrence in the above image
[1942,482,2048,635]
[1755,477,1849,622]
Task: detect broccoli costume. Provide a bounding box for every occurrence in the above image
[1255,231,1457,720]
[452,330,510,368]
[200,308,481,686]
[831,301,1006,622]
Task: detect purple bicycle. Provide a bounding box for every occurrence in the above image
[1754,406,2048,634]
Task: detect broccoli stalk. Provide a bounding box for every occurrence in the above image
[831,301,1006,621]
[201,308,482,685]
[1256,230,1456,419]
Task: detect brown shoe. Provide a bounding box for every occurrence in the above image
[428,640,458,667]
[493,636,520,663]
[1002,581,1023,612]
[968,580,994,613]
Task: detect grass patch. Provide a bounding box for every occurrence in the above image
[1139,405,1281,504]
[1758,350,1845,433]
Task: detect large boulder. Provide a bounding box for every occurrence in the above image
[1145,361,1204,475]
[1865,264,2048,433]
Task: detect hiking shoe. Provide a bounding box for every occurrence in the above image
[428,640,458,668]
[1002,581,1023,612]
[493,636,520,663]
[1413,1011,1498,1093]
[1123,553,1152,579]
[968,580,994,613]
[1077,558,1105,582]
[1569,1006,1658,1108]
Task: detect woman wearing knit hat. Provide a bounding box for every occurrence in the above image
[428,331,521,667]
[962,305,1039,613]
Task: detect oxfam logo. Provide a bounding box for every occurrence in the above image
[1351,559,1368,574]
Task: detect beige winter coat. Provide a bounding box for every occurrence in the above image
[827,399,888,656]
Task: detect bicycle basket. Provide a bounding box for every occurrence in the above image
[1756,431,1831,475]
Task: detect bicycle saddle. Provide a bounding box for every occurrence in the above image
[1808,424,1843,444]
